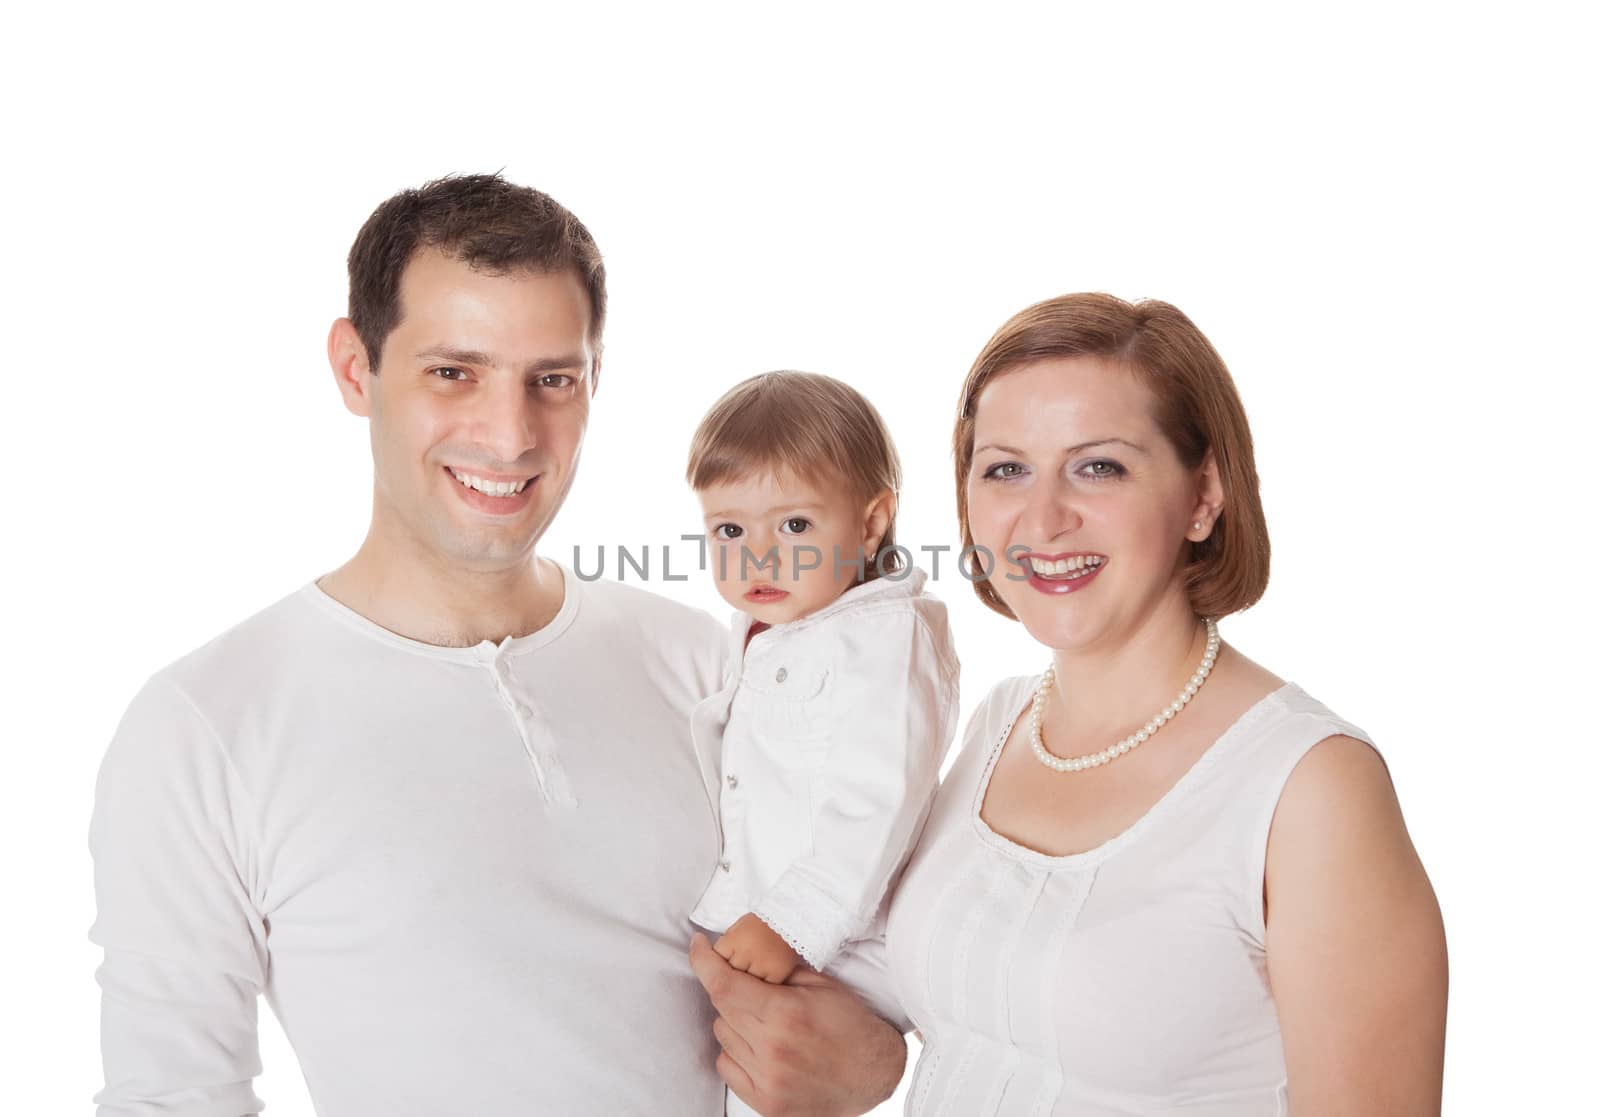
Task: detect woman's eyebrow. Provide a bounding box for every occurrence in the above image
[975,437,1147,456]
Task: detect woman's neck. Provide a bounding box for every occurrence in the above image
[1045,599,1215,745]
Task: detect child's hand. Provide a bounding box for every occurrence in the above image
[712,913,803,983]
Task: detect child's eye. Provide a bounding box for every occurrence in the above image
[981,461,1026,482]
[712,523,743,541]
[780,517,812,535]
[1080,459,1126,480]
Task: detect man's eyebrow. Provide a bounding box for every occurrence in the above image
[415,346,588,375]
[974,437,1147,456]
[416,345,495,366]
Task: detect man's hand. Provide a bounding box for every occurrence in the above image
[689,932,906,1117]
[713,913,802,983]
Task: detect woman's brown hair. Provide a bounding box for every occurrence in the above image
[954,293,1269,620]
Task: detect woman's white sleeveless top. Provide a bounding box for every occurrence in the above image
[885,676,1376,1116]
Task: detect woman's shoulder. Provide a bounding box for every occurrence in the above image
[957,673,1042,748]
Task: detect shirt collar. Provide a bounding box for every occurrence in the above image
[728,564,928,647]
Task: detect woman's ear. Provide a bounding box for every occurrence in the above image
[1187,450,1225,541]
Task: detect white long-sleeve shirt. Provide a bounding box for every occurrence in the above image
[89,565,732,1115]
[690,567,961,972]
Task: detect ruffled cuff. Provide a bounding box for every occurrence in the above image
[751,869,864,972]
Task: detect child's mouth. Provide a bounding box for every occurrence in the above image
[744,585,790,603]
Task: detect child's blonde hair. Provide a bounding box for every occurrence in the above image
[686,371,904,580]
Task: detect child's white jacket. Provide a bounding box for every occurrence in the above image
[689,566,961,971]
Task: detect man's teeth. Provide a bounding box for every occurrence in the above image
[1030,555,1105,579]
[450,469,531,497]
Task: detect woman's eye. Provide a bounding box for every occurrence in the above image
[713,524,743,541]
[780,518,812,535]
[1081,459,1126,480]
[982,462,1026,481]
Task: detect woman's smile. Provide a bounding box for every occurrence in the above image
[1022,551,1108,595]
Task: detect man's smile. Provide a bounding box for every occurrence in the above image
[445,466,540,514]
[445,466,537,496]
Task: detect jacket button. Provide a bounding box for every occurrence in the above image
[719,859,732,872]
[775,667,788,683]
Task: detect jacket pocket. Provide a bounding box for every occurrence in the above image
[737,660,831,760]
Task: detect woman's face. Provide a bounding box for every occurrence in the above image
[965,356,1220,653]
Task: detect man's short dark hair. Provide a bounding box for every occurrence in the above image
[347,172,606,370]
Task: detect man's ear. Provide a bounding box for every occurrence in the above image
[863,489,898,555]
[328,318,375,417]
[589,351,603,400]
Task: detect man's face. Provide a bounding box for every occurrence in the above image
[342,249,598,573]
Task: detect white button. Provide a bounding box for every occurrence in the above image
[719,859,732,872]
[727,774,739,789]
[775,667,788,683]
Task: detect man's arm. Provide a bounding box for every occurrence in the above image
[689,933,906,1116]
[90,674,269,1115]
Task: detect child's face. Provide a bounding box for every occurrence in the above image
[697,470,890,625]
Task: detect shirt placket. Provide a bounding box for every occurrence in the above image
[718,707,745,877]
[481,645,578,808]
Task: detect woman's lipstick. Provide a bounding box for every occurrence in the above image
[1024,552,1106,595]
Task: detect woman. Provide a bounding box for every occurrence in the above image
[884,294,1447,1115]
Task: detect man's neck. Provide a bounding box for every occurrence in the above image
[317,542,566,649]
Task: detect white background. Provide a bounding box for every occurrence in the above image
[4,2,1594,1113]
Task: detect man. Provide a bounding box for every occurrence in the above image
[90,173,904,1114]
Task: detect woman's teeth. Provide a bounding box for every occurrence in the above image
[450,469,531,497]
[1030,555,1104,579]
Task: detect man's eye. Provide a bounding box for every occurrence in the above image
[780,518,812,535]
[432,367,468,381]
[713,524,743,540]
[537,374,575,389]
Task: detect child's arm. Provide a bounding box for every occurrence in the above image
[750,603,960,974]
[712,912,802,983]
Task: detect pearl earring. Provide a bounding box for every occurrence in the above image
[1193,521,1203,531]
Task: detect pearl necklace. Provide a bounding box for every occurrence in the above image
[1029,618,1221,773]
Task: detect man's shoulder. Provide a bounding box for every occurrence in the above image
[572,572,727,643]
[104,585,330,767]
[156,584,328,701]
[568,573,731,690]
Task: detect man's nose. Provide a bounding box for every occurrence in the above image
[472,378,539,464]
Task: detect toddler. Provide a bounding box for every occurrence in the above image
[686,371,960,1114]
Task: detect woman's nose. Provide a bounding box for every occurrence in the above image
[1020,475,1083,542]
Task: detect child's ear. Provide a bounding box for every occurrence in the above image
[863,489,897,555]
